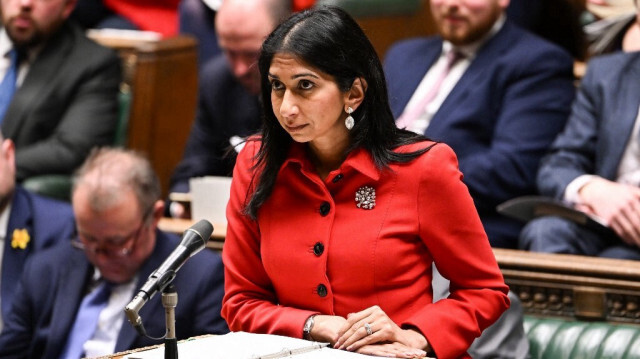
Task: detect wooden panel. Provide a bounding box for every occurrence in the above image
[356,0,437,60]
[495,248,640,325]
[90,34,199,197]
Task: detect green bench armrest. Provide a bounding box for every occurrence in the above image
[22,175,72,202]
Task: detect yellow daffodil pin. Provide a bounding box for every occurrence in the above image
[11,229,30,250]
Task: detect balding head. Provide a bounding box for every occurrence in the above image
[71,148,164,283]
[72,147,160,216]
[215,0,291,94]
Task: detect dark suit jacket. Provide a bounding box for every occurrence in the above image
[169,54,261,193]
[385,20,575,248]
[537,51,640,198]
[1,21,121,181]
[1,186,74,321]
[0,230,228,358]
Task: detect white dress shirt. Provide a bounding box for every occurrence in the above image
[0,28,38,87]
[82,269,137,357]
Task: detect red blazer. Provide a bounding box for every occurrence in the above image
[104,0,180,37]
[222,140,509,359]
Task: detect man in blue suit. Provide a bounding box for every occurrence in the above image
[519,50,640,260]
[0,132,74,333]
[384,0,575,248]
[0,148,228,358]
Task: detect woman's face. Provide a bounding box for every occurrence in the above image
[268,53,349,146]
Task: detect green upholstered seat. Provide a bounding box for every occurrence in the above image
[525,316,640,359]
[314,0,421,18]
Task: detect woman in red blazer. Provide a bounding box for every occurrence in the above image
[221,6,509,359]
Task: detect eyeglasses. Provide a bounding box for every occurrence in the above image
[71,208,152,258]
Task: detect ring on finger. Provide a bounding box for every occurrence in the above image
[364,322,373,336]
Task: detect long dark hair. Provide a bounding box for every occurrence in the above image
[245,5,431,218]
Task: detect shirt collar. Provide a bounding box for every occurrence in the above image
[0,200,12,239]
[0,29,12,59]
[282,143,381,181]
[0,27,44,63]
[443,13,506,59]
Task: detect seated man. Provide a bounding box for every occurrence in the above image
[0,132,74,332]
[519,50,640,260]
[585,0,640,55]
[0,148,228,358]
[168,0,290,217]
[384,0,575,248]
[1,0,121,181]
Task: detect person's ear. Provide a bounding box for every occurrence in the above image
[1,139,16,174]
[344,77,367,112]
[62,0,79,19]
[151,200,165,226]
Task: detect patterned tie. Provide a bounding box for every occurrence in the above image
[396,49,464,130]
[61,281,112,359]
[0,49,20,124]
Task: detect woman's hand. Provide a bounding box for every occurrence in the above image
[334,306,429,353]
[309,315,348,345]
[356,342,427,358]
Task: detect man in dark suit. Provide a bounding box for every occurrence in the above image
[168,0,290,217]
[384,0,575,248]
[519,51,640,260]
[0,148,227,358]
[0,0,121,181]
[0,132,74,332]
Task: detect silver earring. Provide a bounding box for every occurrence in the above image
[345,107,354,130]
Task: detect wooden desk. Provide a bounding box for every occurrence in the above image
[90,335,213,359]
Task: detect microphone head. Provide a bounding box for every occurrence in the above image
[180,219,213,255]
[188,219,213,244]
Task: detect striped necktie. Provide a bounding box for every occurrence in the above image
[396,50,464,130]
[61,281,112,359]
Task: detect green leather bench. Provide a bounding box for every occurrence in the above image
[525,316,640,359]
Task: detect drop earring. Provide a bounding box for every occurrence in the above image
[345,107,354,130]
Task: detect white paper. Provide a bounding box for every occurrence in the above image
[189,176,232,225]
[124,332,393,359]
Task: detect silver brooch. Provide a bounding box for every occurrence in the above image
[355,186,376,209]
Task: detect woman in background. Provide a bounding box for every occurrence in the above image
[221,6,509,358]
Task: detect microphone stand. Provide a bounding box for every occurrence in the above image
[162,284,178,359]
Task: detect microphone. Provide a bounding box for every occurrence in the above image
[125,219,213,336]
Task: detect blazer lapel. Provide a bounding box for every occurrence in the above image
[602,54,640,178]
[1,23,74,138]
[45,249,92,358]
[431,21,514,133]
[115,231,172,352]
[391,40,442,118]
[1,189,33,318]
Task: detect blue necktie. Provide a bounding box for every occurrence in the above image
[61,281,112,359]
[0,49,19,124]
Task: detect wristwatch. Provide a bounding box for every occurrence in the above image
[303,315,316,340]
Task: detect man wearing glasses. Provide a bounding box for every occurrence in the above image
[0,148,228,359]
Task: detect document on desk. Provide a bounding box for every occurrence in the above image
[124,332,418,358]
